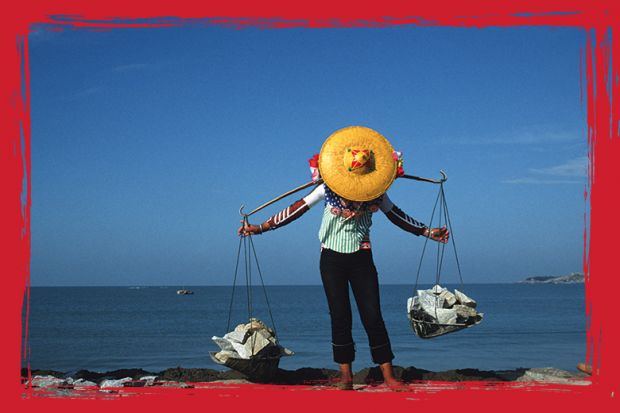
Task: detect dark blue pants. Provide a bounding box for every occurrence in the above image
[319,248,394,365]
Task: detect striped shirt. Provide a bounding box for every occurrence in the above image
[303,184,394,254]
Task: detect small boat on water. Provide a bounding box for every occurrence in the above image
[176,289,194,295]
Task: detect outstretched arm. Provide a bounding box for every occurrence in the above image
[380,194,449,243]
[238,184,325,236]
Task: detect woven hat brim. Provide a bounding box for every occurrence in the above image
[319,126,397,201]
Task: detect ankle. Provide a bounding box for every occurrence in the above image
[339,363,353,382]
[379,362,397,381]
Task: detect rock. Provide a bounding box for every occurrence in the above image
[401,366,432,381]
[212,318,294,382]
[66,378,97,387]
[417,289,445,311]
[29,375,69,388]
[102,368,155,380]
[213,350,237,363]
[70,368,155,383]
[217,369,250,381]
[418,368,503,382]
[454,289,477,308]
[70,369,103,383]
[100,377,134,388]
[157,381,193,388]
[139,376,158,386]
[272,367,339,385]
[514,367,591,385]
[435,308,458,325]
[22,369,64,379]
[212,318,293,361]
[157,367,222,382]
[124,380,147,387]
[212,336,236,353]
[454,304,480,323]
[216,379,253,384]
[408,285,483,338]
[229,329,273,359]
[439,290,458,308]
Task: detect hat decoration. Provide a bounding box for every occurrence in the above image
[308,154,321,183]
[393,150,405,178]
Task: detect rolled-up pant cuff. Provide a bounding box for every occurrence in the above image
[332,342,355,364]
[370,342,394,365]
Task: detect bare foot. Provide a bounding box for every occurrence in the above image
[379,362,409,391]
[336,363,354,390]
[335,380,354,390]
[577,362,594,375]
[384,378,409,392]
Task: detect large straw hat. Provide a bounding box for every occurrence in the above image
[318,126,397,201]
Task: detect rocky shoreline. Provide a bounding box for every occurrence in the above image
[519,272,584,284]
[22,365,591,394]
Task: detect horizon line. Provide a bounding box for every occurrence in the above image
[27,280,580,288]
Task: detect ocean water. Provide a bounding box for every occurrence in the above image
[22,284,586,374]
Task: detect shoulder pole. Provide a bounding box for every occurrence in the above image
[239,179,323,218]
[401,170,447,184]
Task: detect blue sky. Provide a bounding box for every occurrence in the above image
[28,24,588,286]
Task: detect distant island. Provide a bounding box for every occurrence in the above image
[519,272,584,284]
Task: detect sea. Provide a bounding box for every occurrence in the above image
[22,283,586,374]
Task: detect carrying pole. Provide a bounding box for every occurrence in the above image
[239,179,323,218]
[239,171,446,218]
[401,170,448,185]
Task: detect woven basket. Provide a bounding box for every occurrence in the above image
[409,305,483,339]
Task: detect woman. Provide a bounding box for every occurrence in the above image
[239,126,448,390]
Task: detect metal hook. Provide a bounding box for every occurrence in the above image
[239,205,248,218]
[439,170,448,182]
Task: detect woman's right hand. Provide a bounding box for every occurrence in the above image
[238,220,264,237]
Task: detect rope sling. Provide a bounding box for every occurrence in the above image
[226,216,278,337]
[209,216,283,382]
[409,178,483,338]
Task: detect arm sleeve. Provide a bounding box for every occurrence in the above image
[302,184,325,208]
[381,193,428,236]
[264,184,325,230]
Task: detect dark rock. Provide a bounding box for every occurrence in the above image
[272,367,339,385]
[123,380,147,387]
[22,365,588,388]
[401,366,433,382]
[22,369,64,379]
[494,368,529,381]
[217,369,249,380]
[416,368,504,382]
[69,368,155,384]
[71,370,103,382]
[354,366,504,384]
[157,367,222,382]
[101,368,155,380]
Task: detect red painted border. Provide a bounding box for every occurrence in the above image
[2,1,618,411]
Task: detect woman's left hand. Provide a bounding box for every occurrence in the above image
[426,226,449,243]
